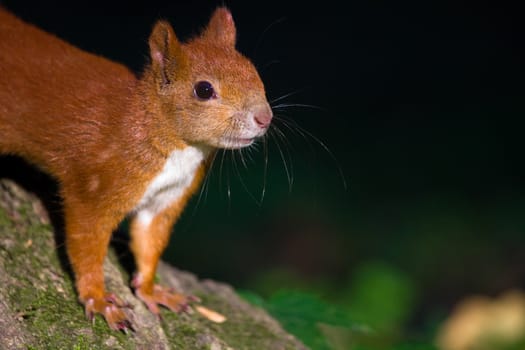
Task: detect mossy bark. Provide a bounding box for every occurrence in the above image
[0,179,307,350]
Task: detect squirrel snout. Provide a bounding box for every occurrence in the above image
[253,106,273,129]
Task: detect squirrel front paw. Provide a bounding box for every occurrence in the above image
[132,275,199,315]
[84,293,133,332]
[135,284,199,315]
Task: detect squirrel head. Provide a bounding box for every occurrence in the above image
[145,7,272,150]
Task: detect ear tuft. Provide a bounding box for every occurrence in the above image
[202,7,236,48]
[148,20,184,86]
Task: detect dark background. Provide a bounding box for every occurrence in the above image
[3,0,525,336]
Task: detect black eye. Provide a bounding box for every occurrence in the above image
[193,81,216,100]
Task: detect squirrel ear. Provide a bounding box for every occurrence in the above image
[148,20,185,86]
[202,7,236,48]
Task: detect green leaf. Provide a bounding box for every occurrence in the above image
[265,290,360,350]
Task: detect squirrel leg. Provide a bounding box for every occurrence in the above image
[64,203,132,331]
[130,204,197,315]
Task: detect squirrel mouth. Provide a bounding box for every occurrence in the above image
[220,137,255,149]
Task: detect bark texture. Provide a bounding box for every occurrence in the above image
[0,179,307,350]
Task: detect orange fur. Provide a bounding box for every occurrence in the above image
[0,7,272,330]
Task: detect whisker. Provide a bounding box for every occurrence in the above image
[261,59,282,71]
[244,144,256,164]
[218,148,228,197]
[260,134,269,203]
[253,16,287,59]
[226,151,233,213]
[273,115,309,142]
[270,88,309,105]
[221,126,239,212]
[271,119,296,149]
[231,148,261,207]
[269,125,294,192]
[269,85,346,191]
[272,103,324,111]
[274,115,347,191]
[238,145,248,169]
[193,149,218,212]
[192,117,236,215]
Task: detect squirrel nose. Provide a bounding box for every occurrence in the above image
[253,106,273,129]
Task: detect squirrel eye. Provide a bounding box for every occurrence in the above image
[193,81,216,100]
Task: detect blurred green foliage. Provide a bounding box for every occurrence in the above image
[240,261,438,350]
[340,262,416,333]
[241,290,356,349]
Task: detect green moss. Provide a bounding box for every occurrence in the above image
[11,287,87,349]
[1,203,129,349]
[0,206,10,226]
[165,293,294,350]
[1,182,305,349]
[72,336,90,350]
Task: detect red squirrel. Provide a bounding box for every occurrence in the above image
[0,7,272,330]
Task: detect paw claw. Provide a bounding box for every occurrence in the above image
[84,294,133,332]
[117,320,134,333]
[176,303,188,314]
[187,295,201,303]
[134,283,198,316]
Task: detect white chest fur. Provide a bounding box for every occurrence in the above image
[134,146,207,226]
